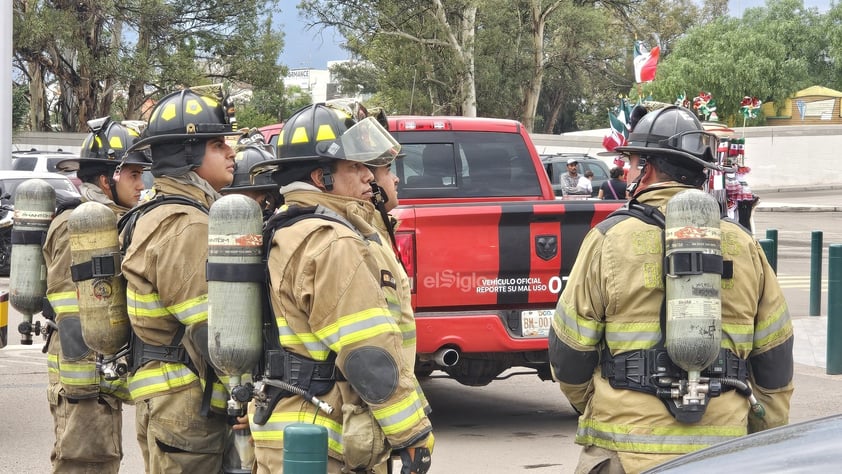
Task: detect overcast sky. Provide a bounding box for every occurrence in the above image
[277,0,834,70]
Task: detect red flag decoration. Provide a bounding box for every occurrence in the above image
[602,111,628,152]
[633,41,660,83]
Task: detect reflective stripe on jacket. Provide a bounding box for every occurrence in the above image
[121,177,225,406]
[250,189,431,461]
[43,197,130,400]
[551,184,794,472]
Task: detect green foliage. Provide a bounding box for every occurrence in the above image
[12,85,29,131]
[646,0,826,123]
[13,0,284,130]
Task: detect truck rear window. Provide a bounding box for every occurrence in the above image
[392,131,541,198]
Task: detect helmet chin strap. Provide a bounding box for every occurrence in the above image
[320,164,334,191]
[628,159,648,197]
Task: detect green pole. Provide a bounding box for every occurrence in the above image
[759,239,775,273]
[827,245,842,375]
[765,228,778,273]
[810,231,823,316]
[283,423,328,474]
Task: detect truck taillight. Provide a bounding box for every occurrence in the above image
[395,231,416,292]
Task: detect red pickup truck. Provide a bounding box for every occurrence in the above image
[261,116,624,386]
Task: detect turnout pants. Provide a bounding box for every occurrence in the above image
[48,383,122,474]
[135,384,227,474]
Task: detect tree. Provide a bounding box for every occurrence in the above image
[13,0,285,131]
[645,0,820,123]
[301,0,480,116]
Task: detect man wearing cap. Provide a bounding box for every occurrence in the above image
[548,105,792,473]
[561,158,591,196]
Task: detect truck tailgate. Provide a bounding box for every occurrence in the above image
[396,199,622,310]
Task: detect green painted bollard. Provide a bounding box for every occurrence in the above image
[765,229,778,272]
[759,239,775,273]
[810,231,823,316]
[827,245,842,375]
[284,423,328,474]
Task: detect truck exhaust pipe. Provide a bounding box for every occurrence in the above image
[433,348,460,367]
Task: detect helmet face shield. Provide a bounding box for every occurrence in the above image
[319,116,400,166]
[659,130,718,160]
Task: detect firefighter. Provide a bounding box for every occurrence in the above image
[44,117,149,473]
[548,105,793,473]
[220,130,282,219]
[119,88,240,473]
[247,102,434,474]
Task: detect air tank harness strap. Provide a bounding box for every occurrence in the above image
[10,228,47,245]
[70,253,121,282]
[601,347,748,396]
[252,348,344,426]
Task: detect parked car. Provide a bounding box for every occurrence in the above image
[540,153,611,198]
[0,171,81,276]
[12,149,82,190]
[644,414,842,473]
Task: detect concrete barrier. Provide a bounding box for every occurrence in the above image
[531,124,842,190]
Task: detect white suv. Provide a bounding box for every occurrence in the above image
[12,149,81,189]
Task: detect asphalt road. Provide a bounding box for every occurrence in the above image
[1,188,840,473]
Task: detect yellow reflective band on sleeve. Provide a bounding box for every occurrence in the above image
[754,303,792,348]
[100,377,131,401]
[370,391,426,437]
[47,353,59,374]
[166,294,208,325]
[553,302,604,347]
[576,418,746,454]
[127,290,208,325]
[721,322,753,352]
[58,361,99,386]
[276,317,331,360]
[315,308,399,352]
[209,380,228,410]
[249,411,343,454]
[399,322,417,348]
[47,291,79,315]
[604,321,661,351]
[128,363,199,399]
[127,289,170,318]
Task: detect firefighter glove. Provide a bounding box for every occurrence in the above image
[399,433,434,474]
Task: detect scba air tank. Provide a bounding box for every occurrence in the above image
[68,201,130,355]
[664,189,722,372]
[207,194,264,414]
[9,179,55,344]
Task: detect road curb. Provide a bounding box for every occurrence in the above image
[755,205,842,213]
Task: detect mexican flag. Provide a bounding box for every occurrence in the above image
[633,41,660,83]
[602,111,628,152]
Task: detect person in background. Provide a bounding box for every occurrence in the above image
[561,158,590,196]
[581,170,594,196]
[220,130,282,219]
[548,105,792,473]
[44,118,148,473]
[597,167,627,200]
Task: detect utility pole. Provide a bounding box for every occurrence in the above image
[2,0,13,170]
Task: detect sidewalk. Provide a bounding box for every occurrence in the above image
[792,316,830,369]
